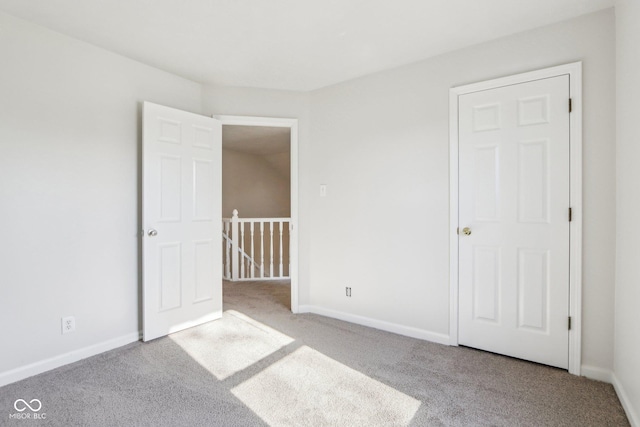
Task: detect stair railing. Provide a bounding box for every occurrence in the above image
[222,209,291,281]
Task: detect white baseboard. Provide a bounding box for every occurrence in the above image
[0,332,140,388]
[612,373,639,427]
[298,305,450,345]
[581,365,613,383]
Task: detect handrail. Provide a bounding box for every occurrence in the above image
[222,231,253,263]
[222,231,263,278]
[223,217,291,223]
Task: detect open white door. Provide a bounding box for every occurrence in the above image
[143,102,222,342]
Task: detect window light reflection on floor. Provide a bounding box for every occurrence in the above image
[231,345,421,426]
[169,310,294,380]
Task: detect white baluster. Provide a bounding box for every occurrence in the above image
[260,222,265,278]
[279,221,284,277]
[287,221,291,278]
[224,220,230,279]
[240,221,245,279]
[250,221,255,278]
[231,210,239,281]
[269,221,274,278]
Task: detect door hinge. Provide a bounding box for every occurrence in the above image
[568,316,572,330]
[569,98,572,113]
[568,207,572,222]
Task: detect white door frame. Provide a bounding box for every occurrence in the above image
[214,115,300,314]
[448,62,582,375]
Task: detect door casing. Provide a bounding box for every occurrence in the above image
[214,115,300,314]
[448,62,583,375]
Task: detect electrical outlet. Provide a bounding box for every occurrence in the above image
[345,287,351,297]
[61,316,76,334]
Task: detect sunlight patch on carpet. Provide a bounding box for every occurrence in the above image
[169,310,293,380]
[231,345,421,426]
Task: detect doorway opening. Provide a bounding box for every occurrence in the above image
[216,116,299,313]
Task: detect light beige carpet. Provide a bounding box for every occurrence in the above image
[0,279,629,426]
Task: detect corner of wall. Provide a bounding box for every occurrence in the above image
[612,372,640,427]
[580,365,613,383]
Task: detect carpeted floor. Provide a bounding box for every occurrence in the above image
[0,280,630,426]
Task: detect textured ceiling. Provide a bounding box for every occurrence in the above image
[0,0,614,91]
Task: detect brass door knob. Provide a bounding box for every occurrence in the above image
[462,227,471,236]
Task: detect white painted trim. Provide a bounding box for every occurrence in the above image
[567,63,583,377]
[578,365,640,426]
[214,115,296,128]
[448,62,583,375]
[612,373,640,427]
[580,365,612,383]
[299,305,450,345]
[0,332,140,387]
[449,89,460,347]
[214,115,300,313]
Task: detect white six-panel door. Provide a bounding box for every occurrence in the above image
[143,102,222,342]
[458,76,570,369]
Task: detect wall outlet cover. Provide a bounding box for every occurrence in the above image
[62,316,76,334]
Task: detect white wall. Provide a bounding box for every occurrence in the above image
[307,10,616,370]
[614,1,640,424]
[264,151,291,181]
[222,148,290,218]
[0,12,202,382]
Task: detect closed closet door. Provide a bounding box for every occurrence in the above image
[457,75,570,369]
